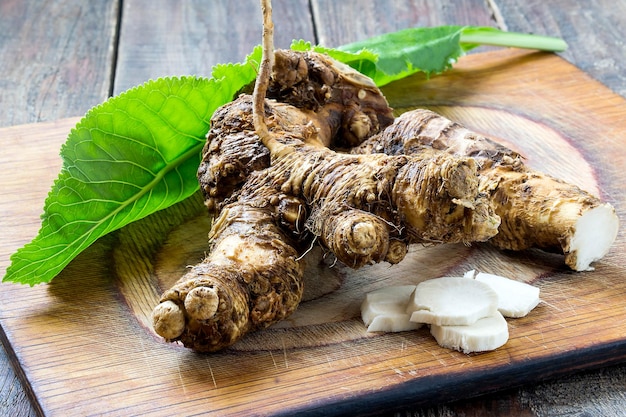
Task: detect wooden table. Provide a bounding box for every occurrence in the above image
[1,1,625,415]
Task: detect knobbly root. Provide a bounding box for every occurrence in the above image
[385,240,409,264]
[152,0,615,352]
[152,203,304,352]
[309,208,391,268]
[152,300,185,340]
[392,153,499,243]
[357,108,619,270]
[269,49,394,148]
[153,84,500,351]
[486,169,619,270]
[153,76,508,352]
[184,286,220,321]
[153,264,251,352]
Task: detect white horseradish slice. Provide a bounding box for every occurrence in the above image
[407,277,499,326]
[361,285,422,332]
[430,311,509,354]
[361,272,539,354]
[475,272,541,318]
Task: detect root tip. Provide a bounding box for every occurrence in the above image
[152,300,186,340]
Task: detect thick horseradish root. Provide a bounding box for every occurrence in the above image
[150,1,499,352]
[151,0,617,352]
[153,203,304,352]
[151,66,499,352]
[354,109,619,271]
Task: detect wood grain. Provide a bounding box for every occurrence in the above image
[311,0,495,47]
[1,50,625,416]
[0,0,119,128]
[0,350,35,417]
[113,0,315,94]
[495,0,626,97]
[0,118,80,417]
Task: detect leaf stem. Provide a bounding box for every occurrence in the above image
[460,27,567,52]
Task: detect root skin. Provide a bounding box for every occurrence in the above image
[154,203,303,352]
[269,50,394,148]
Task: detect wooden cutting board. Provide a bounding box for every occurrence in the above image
[1,49,625,416]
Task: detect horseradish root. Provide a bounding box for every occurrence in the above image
[152,80,498,351]
[152,203,304,351]
[354,109,619,271]
[152,1,498,351]
[152,0,616,352]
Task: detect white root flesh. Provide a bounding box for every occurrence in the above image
[567,203,619,271]
[361,271,543,354]
[475,272,540,318]
[430,311,509,354]
[361,285,422,332]
[407,277,499,326]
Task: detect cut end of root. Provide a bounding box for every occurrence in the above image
[567,203,619,271]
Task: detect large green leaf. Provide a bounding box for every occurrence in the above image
[4,49,261,285]
[292,25,467,86]
[333,25,466,86]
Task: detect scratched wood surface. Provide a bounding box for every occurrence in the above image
[1,49,626,416]
[2,0,626,415]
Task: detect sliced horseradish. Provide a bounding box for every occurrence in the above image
[361,285,422,332]
[407,277,499,326]
[430,311,509,354]
[475,272,540,318]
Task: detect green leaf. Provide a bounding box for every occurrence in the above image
[3,50,260,286]
[333,25,466,86]
[295,26,566,87]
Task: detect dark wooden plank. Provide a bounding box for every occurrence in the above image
[113,0,315,94]
[0,1,119,415]
[493,0,626,96]
[0,0,120,127]
[310,0,496,47]
[0,341,37,417]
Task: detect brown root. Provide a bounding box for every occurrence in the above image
[152,203,304,352]
[269,49,394,148]
[392,153,499,244]
[357,108,619,270]
[385,240,409,264]
[152,0,615,353]
[154,83,500,351]
[307,207,391,268]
